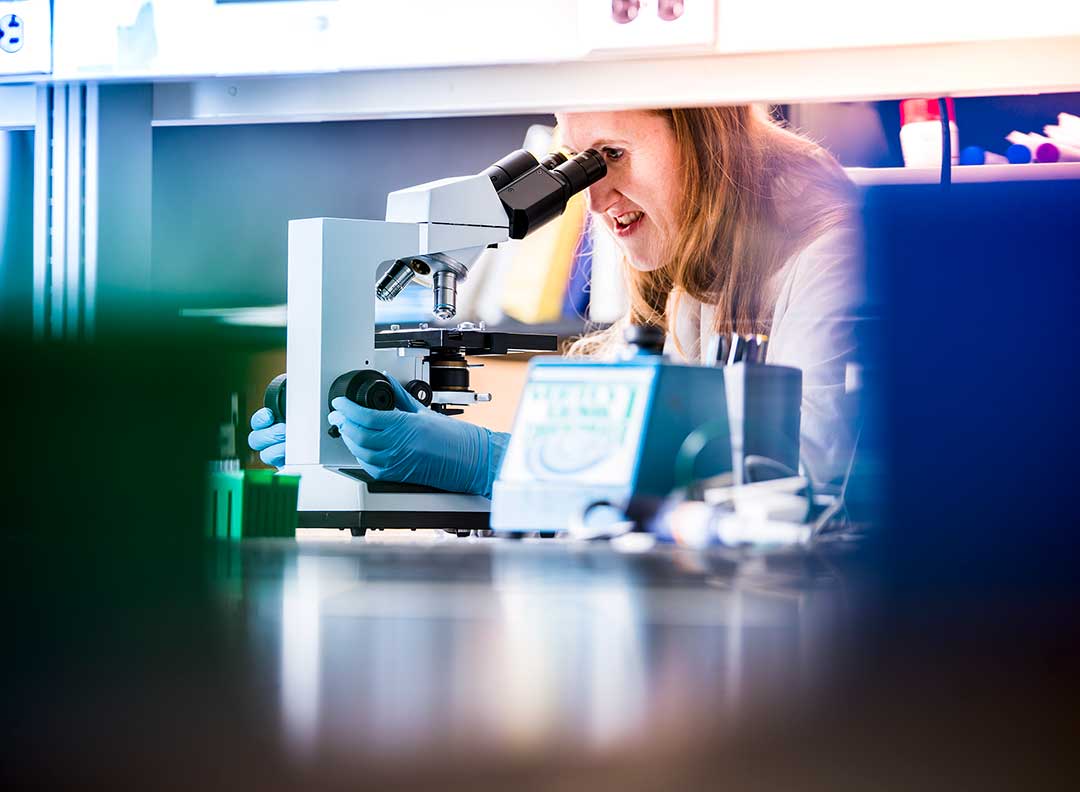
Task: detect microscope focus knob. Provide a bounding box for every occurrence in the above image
[405,379,433,408]
[327,370,396,414]
[263,374,288,422]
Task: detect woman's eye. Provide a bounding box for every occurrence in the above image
[603,148,625,162]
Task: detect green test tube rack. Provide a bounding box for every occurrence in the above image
[206,469,300,540]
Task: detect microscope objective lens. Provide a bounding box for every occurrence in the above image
[376,260,416,302]
[432,271,458,320]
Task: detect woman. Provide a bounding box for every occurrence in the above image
[250,105,863,492]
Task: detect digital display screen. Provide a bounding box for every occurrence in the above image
[500,366,655,486]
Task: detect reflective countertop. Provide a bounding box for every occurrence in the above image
[212,533,855,765]
[10,528,1073,791]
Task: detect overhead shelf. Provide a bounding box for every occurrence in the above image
[847,162,1080,186]
[152,35,1080,126]
[6,36,1080,130]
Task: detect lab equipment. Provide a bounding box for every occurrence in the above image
[1043,140,1080,163]
[490,327,803,535]
[1006,143,1032,164]
[707,331,770,365]
[1044,114,1080,148]
[723,361,803,485]
[207,468,300,540]
[959,146,1008,166]
[899,98,958,168]
[1006,131,1080,163]
[653,478,815,549]
[265,148,606,535]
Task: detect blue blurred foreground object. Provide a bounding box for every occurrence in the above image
[328,374,508,497]
[248,407,285,468]
[862,177,1080,590]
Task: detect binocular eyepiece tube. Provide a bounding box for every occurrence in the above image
[492,148,607,239]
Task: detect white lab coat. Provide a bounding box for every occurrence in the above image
[665,226,864,485]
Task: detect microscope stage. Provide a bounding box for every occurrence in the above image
[375,327,558,356]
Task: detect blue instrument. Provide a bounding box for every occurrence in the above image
[491,356,736,533]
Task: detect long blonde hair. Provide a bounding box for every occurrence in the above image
[569,105,855,358]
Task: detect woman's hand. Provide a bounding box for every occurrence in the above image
[327,375,507,497]
[247,408,286,468]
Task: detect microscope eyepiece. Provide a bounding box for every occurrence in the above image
[483,149,540,191]
[551,149,607,195]
[495,147,607,239]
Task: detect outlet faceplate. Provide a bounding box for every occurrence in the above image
[0,13,24,54]
[0,0,51,76]
[579,0,716,54]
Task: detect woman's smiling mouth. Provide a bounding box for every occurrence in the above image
[613,210,644,236]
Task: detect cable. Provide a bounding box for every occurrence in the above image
[810,423,863,540]
[938,97,952,190]
[742,455,798,482]
[674,419,730,489]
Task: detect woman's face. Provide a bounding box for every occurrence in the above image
[556,111,681,271]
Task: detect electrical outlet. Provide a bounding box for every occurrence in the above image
[579,0,715,53]
[0,13,24,54]
[0,0,51,76]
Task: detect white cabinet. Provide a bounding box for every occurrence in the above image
[50,0,586,80]
[1,1,1078,123]
[716,0,1080,53]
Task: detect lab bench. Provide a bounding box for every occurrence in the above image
[202,536,858,762]
[22,530,1064,791]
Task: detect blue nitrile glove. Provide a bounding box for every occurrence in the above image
[327,375,510,498]
[248,408,286,468]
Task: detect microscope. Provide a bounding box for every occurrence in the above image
[263,147,607,535]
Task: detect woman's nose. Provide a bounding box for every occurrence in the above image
[586,178,617,212]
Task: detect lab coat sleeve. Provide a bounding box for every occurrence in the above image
[766,226,865,485]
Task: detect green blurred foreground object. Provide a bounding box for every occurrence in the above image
[207,469,300,540]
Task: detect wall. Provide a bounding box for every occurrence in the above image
[0,130,33,334]
[151,114,553,313]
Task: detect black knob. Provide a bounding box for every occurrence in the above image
[327,370,395,413]
[263,373,287,422]
[405,379,433,408]
[623,323,666,355]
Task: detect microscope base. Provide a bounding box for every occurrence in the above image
[297,509,490,532]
